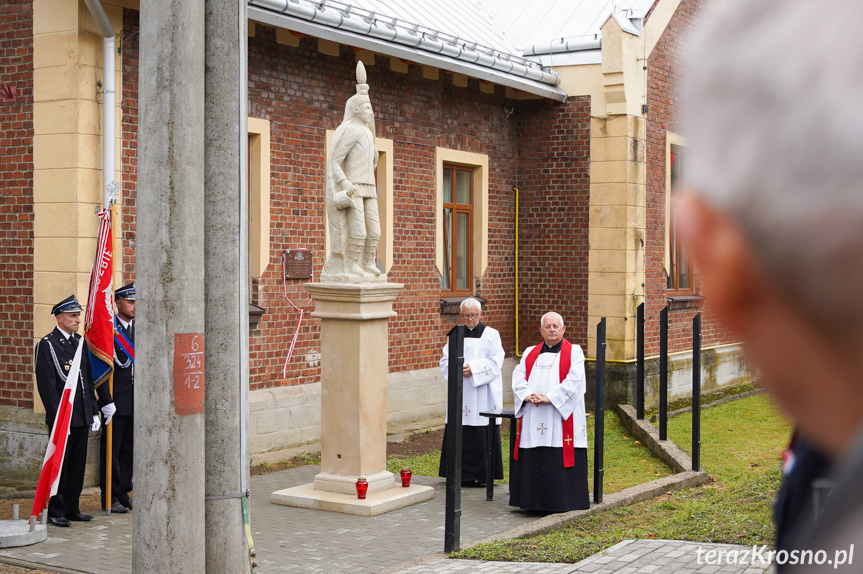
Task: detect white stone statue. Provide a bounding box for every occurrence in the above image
[321,61,385,283]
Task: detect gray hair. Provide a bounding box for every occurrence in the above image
[540,312,564,327]
[459,298,482,313]
[685,0,863,324]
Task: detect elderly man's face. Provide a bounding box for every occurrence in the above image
[540,315,565,346]
[57,312,81,334]
[461,306,481,329]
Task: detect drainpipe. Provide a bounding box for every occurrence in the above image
[514,186,522,358]
[82,0,116,209]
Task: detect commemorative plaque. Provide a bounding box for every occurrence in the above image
[284,249,313,280]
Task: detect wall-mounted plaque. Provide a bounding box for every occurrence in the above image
[284,249,313,280]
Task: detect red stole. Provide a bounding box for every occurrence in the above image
[513,339,575,468]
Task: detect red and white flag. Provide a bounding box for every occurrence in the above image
[31,342,83,518]
[85,207,114,389]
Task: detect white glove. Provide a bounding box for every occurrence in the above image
[101,402,117,425]
[91,415,101,432]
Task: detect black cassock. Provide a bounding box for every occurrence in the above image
[438,323,504,484]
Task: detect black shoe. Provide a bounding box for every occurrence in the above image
[66,512,93,522]
[48,516,71,527]
[110,502,129,513]
[118,495,133,510]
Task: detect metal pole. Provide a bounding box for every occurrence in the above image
[444,325,465,554]
[692,313,701,471]
[659,306,668,441]
[485,417,494,501]
[593,317,606,504]
[636,302,645,419]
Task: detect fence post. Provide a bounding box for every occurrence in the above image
[692,313,702,471]
[444,325,465,554]
[594,317,606,504]
[659,306,668,441]
[636,302,645,420]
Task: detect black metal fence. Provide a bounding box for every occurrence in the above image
[594,318,606,504]
[443,306,703,552]
[635,302,702,470]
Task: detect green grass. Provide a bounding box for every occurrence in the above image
[454,393,791,563]
[386,448,443,477]
[386,410,673,493]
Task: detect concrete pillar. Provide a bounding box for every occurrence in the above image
[134,0,206,571]
[203,0,250,571]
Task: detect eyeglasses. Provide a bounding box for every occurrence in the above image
[461,313,479,319]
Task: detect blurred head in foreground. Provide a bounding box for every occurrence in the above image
[680,0,863,459]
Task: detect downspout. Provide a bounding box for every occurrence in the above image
[82,0,117,209]
[514,186,522,358]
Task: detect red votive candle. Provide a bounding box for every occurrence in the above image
[400,467,412,487]
[356,477,369,499]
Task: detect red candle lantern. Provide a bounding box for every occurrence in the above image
[400,467,412,487]
[355,477,369,499]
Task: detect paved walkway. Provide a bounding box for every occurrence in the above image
[1,467,774,573]
[402,540,775,573]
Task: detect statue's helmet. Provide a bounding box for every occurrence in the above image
[344,61,371,122]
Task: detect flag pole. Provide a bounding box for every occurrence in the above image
[104,202,118,514]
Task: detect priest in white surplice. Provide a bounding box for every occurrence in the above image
[510,311,590,512]
[438,298,505,485]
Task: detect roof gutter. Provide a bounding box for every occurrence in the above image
[524,36,602,57]
[248,1,567,102]
[82,0,117,209]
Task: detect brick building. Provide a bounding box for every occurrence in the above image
[0,0,749,485]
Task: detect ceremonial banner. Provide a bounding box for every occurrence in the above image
[31,342,83,517]
[85,208,115,388]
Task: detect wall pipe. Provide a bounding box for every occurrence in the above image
[82,0,116,209]
[513,186,522,358]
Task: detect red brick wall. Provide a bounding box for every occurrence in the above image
[0,0,34,408]
[644,0,738,355]
[43,17,593,393]
[515,98,592,354]
[120,9,139,281]
[246,26,551,390]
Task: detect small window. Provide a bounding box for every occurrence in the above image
[666,145,692,293]
[441,165,474,296]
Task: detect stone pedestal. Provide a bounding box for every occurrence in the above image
[271,282,434,516]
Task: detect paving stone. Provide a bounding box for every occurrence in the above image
[0,471,780,574]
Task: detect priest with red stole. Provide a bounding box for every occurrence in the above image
[510,311,589,512]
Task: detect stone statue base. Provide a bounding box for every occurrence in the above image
[270,282,434,516]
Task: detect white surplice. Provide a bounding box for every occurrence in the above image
[440,326,505,426]
[512,343,587,449]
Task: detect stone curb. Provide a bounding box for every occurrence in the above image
[0,555,88,573]
[617,404,693,473]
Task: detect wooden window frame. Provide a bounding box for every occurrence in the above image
[666,142,693,295]
[441,164,474,297]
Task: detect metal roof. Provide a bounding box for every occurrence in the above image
[247,0,656,100]
[480,0,655,53]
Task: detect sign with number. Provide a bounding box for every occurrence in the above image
[173,333,205,415]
